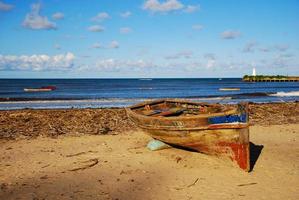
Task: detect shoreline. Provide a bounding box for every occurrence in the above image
[0,98,298,111]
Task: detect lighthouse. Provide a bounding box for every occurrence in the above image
[252,67,256,76]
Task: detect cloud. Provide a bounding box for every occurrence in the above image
[120,27,132,34]
[88,25,105,32]
[184,5,199,13]
[52,12,64,20]
[0,1,13,11]
[91,42,101,49]
[164,50,193,59]
[206,59,216,69]
[143,0,184,13]
[221,30,241,39]
[77,59,154,72]
[22,3,56,30]
[120,11,132,18]
[90,41,120,49]
[259,47,271,52]
[243,41,257,53]
[91,12,110,22]
[192,24,203,31]
[54,44,61,50]
[279,53,293,58]
[109,41,119,49]
[274,44,289,52]
[203,53,216,69]
[0,52,75,71]
[98,59,152,71]
[204,53,216,60]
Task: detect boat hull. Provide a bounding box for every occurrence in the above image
[143,127,249,171]
[24,88,52,92]
[126,99,250,171]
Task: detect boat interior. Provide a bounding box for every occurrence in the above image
[129,100,234,117]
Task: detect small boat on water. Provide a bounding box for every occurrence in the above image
[126,99,250,171]
[219,88,240,91]
[24,86,57,92]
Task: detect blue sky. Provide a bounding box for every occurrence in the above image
[0,0,298,78]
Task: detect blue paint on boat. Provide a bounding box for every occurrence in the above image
[208,114,247,124]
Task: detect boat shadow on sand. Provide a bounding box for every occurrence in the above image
[249,142,264,172]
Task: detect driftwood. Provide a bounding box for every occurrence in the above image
[65,150,98,157]
[187,178,199,187]
[69,158,99,171]
[237,182,257,187]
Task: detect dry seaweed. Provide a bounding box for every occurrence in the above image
[0,108,136,139]
[0,102,298,140]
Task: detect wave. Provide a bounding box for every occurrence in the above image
[139,78,152,81]
[185,97,232,101]
[269,91,299,97]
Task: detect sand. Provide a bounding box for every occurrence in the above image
[1,124,299,200]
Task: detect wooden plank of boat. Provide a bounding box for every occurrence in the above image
[219,88,240,91]
[125,99,250,171]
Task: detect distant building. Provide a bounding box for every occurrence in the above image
[252,68,256,76]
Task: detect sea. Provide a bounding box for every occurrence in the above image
[0,78,299,110]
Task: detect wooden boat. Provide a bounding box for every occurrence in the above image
[219,88,240,91]
[125,99,250,171]
[24,86,57,92]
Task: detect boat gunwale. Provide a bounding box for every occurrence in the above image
[125,98,239,121]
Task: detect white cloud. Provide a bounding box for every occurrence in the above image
[0,52,75,71]
[259,47,271,52]
[206,59,216,69]
[184,5,199,13]
[120,27,132,34]
[143,0,184,13]
[120,11,132,18]
[91,12,110,22]
[203,53,216,69]
[165,50,193,59]
[109,40,119,49]
[192,24,203,30]
[0,1,13,11]
[204,53,215,60]
[54,44,61,50]
[221,30,241,39]
[243,41,257,53]
[92,42,101,49]
[81,59,154,72]
[22,3,56,30]
[279,53,293,58]
[88,25,105,32]
[274,44,289,52]
[52,12,64,20]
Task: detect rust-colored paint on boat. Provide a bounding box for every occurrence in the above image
[126,99,250,171]
[217,142,249,171]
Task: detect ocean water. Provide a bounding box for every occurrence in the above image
[0,78,298,110]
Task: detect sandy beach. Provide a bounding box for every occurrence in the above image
[0,102,299,199]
